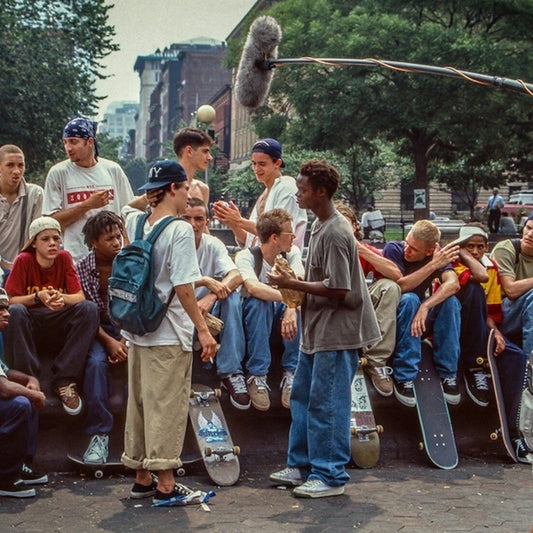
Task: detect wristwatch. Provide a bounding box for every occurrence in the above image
[34,291,41,306]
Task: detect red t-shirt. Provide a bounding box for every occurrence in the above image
[359,243,384,281]
[6,250,82,297]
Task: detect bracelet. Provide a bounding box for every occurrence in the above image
[34,291,41,306]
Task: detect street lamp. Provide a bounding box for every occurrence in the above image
[196,105,216,190]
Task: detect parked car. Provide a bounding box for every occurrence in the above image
[476,190,533,220]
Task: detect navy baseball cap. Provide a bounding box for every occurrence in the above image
[251,138,285,167]
[138,160,188,192]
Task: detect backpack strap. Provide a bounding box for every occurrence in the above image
[511,238,521,265]
[250,246,288,279]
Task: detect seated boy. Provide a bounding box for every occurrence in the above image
[451,224,530,463]
[0,288,48,498]
[235,208,303,411]
[76,211,128,463]
[183,199,248,409]
[3,216,98,414]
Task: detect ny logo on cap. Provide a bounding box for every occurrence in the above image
[149,166,163,178]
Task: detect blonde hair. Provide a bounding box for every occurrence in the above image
[409,220,440,247]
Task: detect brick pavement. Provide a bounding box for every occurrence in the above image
[0,456,531,533]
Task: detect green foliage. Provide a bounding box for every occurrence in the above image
[0,0,118,178]
[246,0,533,217]
[122,158,150,193]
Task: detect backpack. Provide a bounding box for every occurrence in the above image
[249,246,286,279]
[108,213,177,335]
[511,238,521,265]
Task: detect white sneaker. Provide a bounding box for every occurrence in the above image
[280,371,294,409]
[269,467,304,486]
[293,478,344,498]
[83,434,109,465]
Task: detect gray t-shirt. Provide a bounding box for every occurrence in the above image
[301,210,381,354]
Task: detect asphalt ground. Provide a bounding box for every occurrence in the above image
[0,453,531,533]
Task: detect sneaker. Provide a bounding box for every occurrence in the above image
[441,377,461,405]
[394,380,415,407]
[464,367,491,407]
[246,375,271,411]
[20,463,48,485]
[130,474,158,499]
[280,371,294,409]
[269,467,304,486]
[513,437,533,464]
[153,483,192,504]
[365,365,394,397]
[293,478,344,499]
[83,434,109,465]
[54,382,83,415]
[221,374,251,410]
[0,479,36,498]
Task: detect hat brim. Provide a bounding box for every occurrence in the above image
[449,235,471,247]
[138,180,174,192]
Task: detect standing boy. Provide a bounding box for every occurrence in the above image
[120,160,217,503]
[76,211,128,464]
[268,159,380,498]
[4,216,98,414]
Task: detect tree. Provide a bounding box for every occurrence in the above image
[242,0,533,219]
[0,0,118,177]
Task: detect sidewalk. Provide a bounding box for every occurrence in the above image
[0,455,531,532]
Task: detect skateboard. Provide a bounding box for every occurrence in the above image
[476,329,518,462]
[350,357,382,468]
[519,350,533,451]
[67,454,124,479]
[188,383,240,486]
[413,340,458,470]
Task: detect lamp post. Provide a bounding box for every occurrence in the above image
[196,104,216,189]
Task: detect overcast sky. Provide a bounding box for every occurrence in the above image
[95,0,256,117]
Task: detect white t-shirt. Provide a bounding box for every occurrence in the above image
[244,176,308,250]
[120,206,201,349]
[43,158,134,261]
[235,245,305,297]
[195,234,238,299]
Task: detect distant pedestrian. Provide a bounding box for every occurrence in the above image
[486,187,505,233]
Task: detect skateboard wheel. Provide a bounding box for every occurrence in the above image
[214,388,222,398]
[476,357,485,366]
[418,442,424,451]
[204,447,212,457]
[351,427,356,435]
[176,467,186,477]
[376,424,384,434]
[490,432,498,441]
[94,470,104,479]
[359,356,368,367]
[190,389,196,398]
[233,446,240,455]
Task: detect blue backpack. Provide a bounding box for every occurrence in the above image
[108,213,177,335]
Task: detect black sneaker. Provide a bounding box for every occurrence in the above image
[513,437,533,464]
[221,373,251,410]
[394,380,415,407]
[464,367,491,407]
[441,377,461,405]
[20,463,48,485]
[0,479,36,498]
[130,474,157,499]
[153,483,192,504]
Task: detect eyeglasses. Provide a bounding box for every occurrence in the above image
[279,232,296,238]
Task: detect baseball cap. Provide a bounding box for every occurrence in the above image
[0,288,8,308]
[251,138,285,167]
[138,160,188,192]
[450,225,488,247]
[20,216,61,253]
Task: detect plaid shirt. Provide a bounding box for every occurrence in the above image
[76,250,106,316]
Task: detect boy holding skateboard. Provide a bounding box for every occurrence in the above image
[268,159,380,498]
[120,160,217,503]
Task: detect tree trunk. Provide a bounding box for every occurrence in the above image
[410,128,434,221]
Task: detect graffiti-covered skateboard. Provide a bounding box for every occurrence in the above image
[188,384,240,486]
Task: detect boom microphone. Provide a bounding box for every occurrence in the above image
[235,16,281,109]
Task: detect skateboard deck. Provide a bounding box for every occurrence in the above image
[477,329,518,463]
[413,340,458,469]
[188,383,240,486]
[67,454,123,479]
[350,359,381,468]
[519,350,533,452]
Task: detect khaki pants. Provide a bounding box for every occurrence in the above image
[122,344,191,471]
[362,278,401,367]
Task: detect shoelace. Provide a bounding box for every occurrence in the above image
[473,372,490,391]
[280,373,294,389]
[86,435,108,458]
[228,375,248,395]
[247,375,271,391]
[402,381,414,390]
[375,366,393,380]
[302,479,323,489]
[22,463,32,475]
[442,378,457,387]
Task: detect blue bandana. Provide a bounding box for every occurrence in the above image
[63,117,99,159]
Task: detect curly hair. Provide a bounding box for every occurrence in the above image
[299,159,340,199]
[82,211,124,249]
